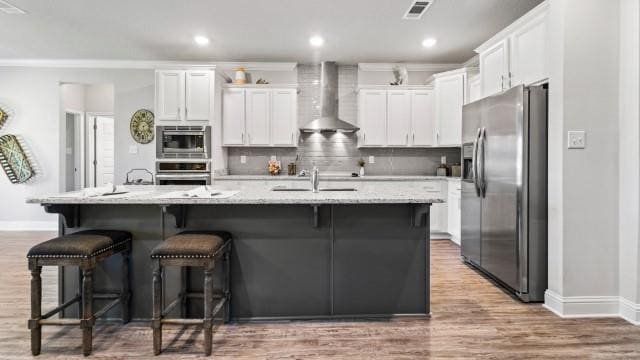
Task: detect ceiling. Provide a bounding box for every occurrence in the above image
[0,0,543,64]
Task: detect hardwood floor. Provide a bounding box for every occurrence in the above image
[1,232,640,359]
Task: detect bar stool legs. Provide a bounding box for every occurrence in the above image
[29,265,42,356]
[152,261,163,356]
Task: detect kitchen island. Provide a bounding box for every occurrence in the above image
[27,182,441,321]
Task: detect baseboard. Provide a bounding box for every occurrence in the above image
[620,297,640,325]
[544,290,640,325]
[0,221,57,231]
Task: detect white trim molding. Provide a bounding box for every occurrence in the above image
[544,290,640,325]
[0,221,57,231]
[358,63,460,72]
[0,59,297,71]
[620,298,640,325]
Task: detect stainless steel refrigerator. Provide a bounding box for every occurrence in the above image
[461,84,547,302]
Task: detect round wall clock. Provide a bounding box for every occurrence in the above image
[130,109,154,144]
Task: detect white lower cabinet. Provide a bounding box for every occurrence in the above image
[426,181,448,234]
[447,181,462,245]
[222,86,297,147]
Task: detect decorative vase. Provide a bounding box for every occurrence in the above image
[359,166,365,177]
[234,67,247,85]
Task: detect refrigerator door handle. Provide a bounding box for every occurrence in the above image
[472,128,481,196]
[478,127,487,197]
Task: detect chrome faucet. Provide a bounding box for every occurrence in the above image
[310,166,320,193]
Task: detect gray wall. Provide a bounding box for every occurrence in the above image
[228,64,461,175]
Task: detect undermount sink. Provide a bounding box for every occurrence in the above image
[271,186,357,192]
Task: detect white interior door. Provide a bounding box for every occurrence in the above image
[95,116,114,186]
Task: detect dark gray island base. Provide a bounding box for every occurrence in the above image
[30,187,435,321]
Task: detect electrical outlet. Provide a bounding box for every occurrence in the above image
[128,145,137,154]
[270,155,277,161]
[240,155,247,164]
[369,156,375,164]
[568,131,586,149]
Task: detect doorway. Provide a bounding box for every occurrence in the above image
[61,83,115,190]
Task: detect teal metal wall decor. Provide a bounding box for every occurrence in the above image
[0,134,35,183]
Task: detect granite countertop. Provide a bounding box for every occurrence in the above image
[215,175,461,181]
[26,184,445,205]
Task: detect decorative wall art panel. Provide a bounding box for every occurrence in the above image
[0,134,35,184]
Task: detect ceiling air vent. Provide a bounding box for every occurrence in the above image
[0,0,25,14]
[402,0,433,20]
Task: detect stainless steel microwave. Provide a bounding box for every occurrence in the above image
[156,126,211,159]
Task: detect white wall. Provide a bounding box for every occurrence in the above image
[545,0,640,321]
[85,84,114,113]
[618,0,640,323]
[0,68,155,230]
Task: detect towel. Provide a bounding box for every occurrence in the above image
[82,183,118,197]
[181,186,221,198]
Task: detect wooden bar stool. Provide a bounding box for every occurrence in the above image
[150,231,231,356]
[26,229,132,356]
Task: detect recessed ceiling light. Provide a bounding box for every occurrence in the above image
[194,36,210,46]
[422,38,437,48]
[309,36,325,47]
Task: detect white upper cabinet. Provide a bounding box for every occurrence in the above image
[222,88,246,146]
[386,90,411,146]
[509,12,547,87]
[476,1,548,97]
[434,70,469,147]
[245,89,271,146]
[479,39,510,97]
[156,70,185,121]
[411,90,436,146]
[156,69,212,123]
[184,70,210,121]
[357,87,436,148]
[222,85,298,147]
[271,89,298,146]
[468,75,482,103]
[358,89,387,146]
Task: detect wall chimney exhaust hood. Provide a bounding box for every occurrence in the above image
[300,61,360,133]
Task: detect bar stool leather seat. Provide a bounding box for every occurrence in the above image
[27,230,131,258]
[150,231,230,259]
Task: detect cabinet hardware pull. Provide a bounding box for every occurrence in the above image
[406,133,409,145]
[501,75,504,91]
[177,107,180,119]
[363,133,366,144]
[185,107,188,119]
[413,133,415,143]
[242,132,244,144]
[291,132,294,144]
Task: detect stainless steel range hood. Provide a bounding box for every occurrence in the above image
[300,61,360,133]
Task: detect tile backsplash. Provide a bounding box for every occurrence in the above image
[227,64,461,176]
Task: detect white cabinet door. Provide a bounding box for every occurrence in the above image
[480,39,510,97]
[435,74,464,146]
[246,89,271,146]
[359,90,387,146]
[271,89,297,146]
[222,88,246,146]
[156,70,185,121]
[185,70,210,121]
[411,90,436,146]
[386,90,411,146]
[510,14,547,86]
[468,75,482,103]
[447,184,462,245]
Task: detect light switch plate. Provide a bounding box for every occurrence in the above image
[568,131,586,149]
[128,145,138,154]
[270,155,277,161]
[369,156,375,164]
[240,155,247,164]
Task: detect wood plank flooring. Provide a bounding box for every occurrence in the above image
[1,231,640,359]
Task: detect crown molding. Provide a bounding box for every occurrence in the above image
[431,67,479,79]
[0,59,298,71]
[358,63,460,72]
[474,0,548,54]
[461,55,479,68]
